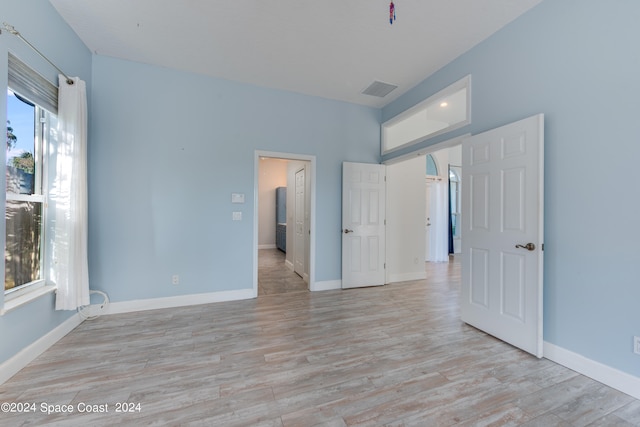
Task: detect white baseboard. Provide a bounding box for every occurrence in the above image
[0,289,256,384]
[544,341,640,400]
[258,244,276,250]
[284,260,294,271]
[387,271,427,284]
[0,313,83,385]
[311,280,342,292]
[104,289,256,315]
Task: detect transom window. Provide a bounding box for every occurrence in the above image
[426,154,438,176]
[382,75,471,155]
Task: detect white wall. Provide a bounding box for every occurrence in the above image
[386,156,426,283]
[258,158,287,248]
[389,145,459,273]
[448,145,461,167]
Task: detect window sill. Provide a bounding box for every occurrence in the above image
[1,286,56,315]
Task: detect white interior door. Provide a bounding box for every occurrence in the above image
[294,168,305,277]
[461,114,544,357]
[342,162,386,289]
[425,181,432,261]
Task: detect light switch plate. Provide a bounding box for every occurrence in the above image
[232,211,242,221]
[231,193,245,204]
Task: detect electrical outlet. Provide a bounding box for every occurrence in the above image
[172,275,180,285]
[634,336,640,355]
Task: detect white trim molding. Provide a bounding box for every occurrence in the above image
[1,288,255,384]
[0,313,83,385]
[1,285,56,315]
[387,272,427,284]
[284,259,294,271]
[104,289,255,315]
[311,280,342,292]
[254,150,317,297]
[258,244,277,250]
[544,341,640,400]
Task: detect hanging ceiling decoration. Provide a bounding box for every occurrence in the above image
[389,1,396,25]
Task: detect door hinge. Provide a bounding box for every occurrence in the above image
[384,263,386,269]
[542,243,544,251]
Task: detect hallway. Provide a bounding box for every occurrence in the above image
[258,248,307,296]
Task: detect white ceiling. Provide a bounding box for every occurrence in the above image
[49,0,542,108]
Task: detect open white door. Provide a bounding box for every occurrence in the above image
[294,167,305,277]
[461,114,544,357]
[342,162,386,289]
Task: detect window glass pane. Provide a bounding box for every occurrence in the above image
[6,86,45,294]
[382,75,470,155]
[426,154,438,176]
[6,90,36,195]
[5,200,42,290]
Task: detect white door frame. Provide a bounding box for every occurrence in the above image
[253,150,316,297]
[383,134,469,284]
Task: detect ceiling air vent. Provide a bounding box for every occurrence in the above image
[362,80,398,98]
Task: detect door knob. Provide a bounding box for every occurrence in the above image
[343,229,354,234]
[515,243,535,251]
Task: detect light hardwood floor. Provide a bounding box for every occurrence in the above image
[258,249,307,296]
[1,257,639,426]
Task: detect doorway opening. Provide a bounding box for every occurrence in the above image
[254,151,315,297]
[424,147,463,263]
[384,135,467,285]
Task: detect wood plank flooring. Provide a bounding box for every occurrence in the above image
[1,257,639,426]
[258,249,307,296]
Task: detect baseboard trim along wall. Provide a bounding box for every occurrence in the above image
[4,291,639,404]
[104,289,256,315]
[258,244,277,250]
[284,260,294,271]
[387,272,427,284]
[544,341,640,400]
[0,313,83,385]
[310,280,342,292]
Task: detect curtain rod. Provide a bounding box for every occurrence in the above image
[1,22,74,85]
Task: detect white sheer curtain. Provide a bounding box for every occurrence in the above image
[428,180,449,263]
[52,75,90,310]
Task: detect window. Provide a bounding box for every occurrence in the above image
[426,154,438,176]
[5,54,57,298]
[5,91,50,294]
[382,75,471,155]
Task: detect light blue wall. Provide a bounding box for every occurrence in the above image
[383,0,640,377]
[5,0,638,384]
[89,56,380,302]
[0,0,92,364]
